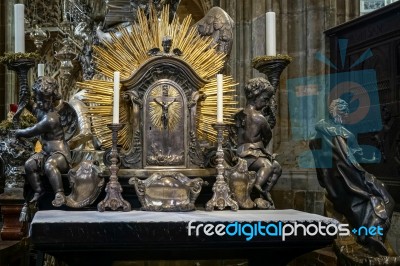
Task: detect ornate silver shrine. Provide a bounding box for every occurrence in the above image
[117,54,210,211]
[120,56,208,170]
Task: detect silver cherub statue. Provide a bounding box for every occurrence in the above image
[233,78,282,209]
[16,77,77,207]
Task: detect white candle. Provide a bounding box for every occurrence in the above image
[266,11,276,56]
[38,64,45,77]
[112,71,120,124]
[14,4,25,53]
[217,74,223,123]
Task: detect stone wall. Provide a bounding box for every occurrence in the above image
[214,4,400,257]
[217,0,365,220]
[1,0,18,120]
[0,1,5,120]
[271,170,325,214]
[388,212,400,255]
[219,0,360,169]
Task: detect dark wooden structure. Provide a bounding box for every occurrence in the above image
[325,2,400,211]
[0,240,29,266]
[0,189,27,240]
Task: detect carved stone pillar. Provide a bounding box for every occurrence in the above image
[219,0,360,167]
[0,1,6,120]
[3,1,17,113]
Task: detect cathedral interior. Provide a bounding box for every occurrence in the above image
[0,0,400,265]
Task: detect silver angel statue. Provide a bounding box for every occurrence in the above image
[15,77,77,208]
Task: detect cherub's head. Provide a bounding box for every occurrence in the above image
[244,78,274,110]
[329,98,349,124]
[162,35,172,53]
[213,14,224,30]
[33,76,61,111]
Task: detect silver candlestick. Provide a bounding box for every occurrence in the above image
[97,123,131,212]
[206,123,238,211]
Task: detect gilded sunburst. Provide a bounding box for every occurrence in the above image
[76,6,238,148]
[148,85,181,131]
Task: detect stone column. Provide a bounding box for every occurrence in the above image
[0,1,5,120]
[4,1,18,117]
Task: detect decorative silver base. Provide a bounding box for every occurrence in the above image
[129,172,204,212]
[205,178,239,211]
[97,124,131,212]
[97,181,130,212]
[205,123,238,211]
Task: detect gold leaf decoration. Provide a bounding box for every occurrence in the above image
[0,52,40,64]
[148,85,181,131]
[251,54,293,67]
[197,75,238,142]
[77,5,239,148]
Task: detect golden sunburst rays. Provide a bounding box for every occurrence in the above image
[197,76,239,142]
[77,5,238,148]
[148,85,181,131]
[93,5,226,80]
[75,80,129,149]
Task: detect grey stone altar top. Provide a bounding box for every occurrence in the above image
[30,209,338,224]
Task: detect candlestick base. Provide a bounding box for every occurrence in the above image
[97,181,131,212]
[205,176,239,211]
[205,123,238,211]
[97,124,131,212]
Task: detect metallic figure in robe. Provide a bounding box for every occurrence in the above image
[15,77,72,207]
[310,98,394,256]
[233,78,282,209]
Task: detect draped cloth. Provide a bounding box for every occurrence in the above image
[309,119,394,254]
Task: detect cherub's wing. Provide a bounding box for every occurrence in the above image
[172,48,183,56]
[233,109,246,128]
[56,101,79,141]
[195,6,234,57]
[148,47,161,55]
